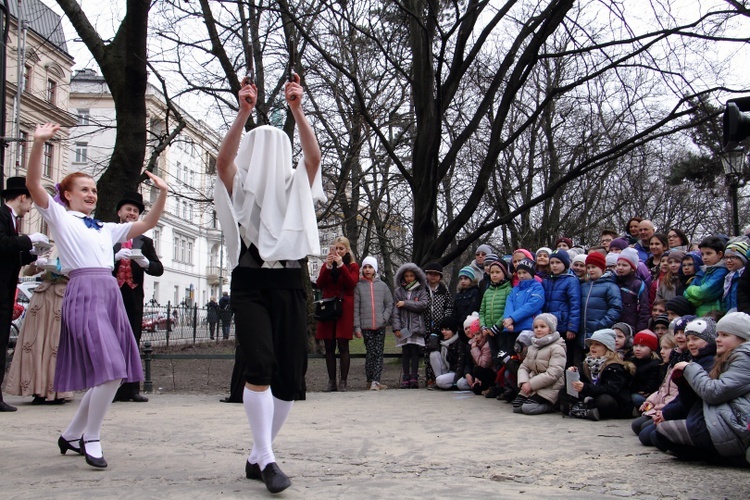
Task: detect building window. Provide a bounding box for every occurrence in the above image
[175,161,181,182]
[46,79,57,103]
[74,142,88,164]
[187,241,193,264]
[18,131,28,170]
[77,109,90,125]
[173,233,195,264]
[23,65,31,93]
[43,143,53,178]
[152,227,161,255]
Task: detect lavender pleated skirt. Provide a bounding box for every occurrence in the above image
[54,268,143,392]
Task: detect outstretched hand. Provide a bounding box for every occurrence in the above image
[34,123,60,142]
[144,170,168,191]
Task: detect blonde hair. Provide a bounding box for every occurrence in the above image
[333,236,351,254]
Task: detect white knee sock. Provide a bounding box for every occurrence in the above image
[82,379,121,458]
[271,397,293,440]
[244,387,275,470]
[62,388,93,441]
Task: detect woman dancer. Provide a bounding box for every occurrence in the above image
[26,123,168,469]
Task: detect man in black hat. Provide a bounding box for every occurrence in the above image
[112,191,163,402]
[0,177,49,411]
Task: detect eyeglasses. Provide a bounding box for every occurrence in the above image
[726,255,742,261]
[476,252,487,257]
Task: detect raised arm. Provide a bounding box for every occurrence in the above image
[216,84,256,196]
[285,74,321,186]
[127,171,168,240]
[26,123,61,209]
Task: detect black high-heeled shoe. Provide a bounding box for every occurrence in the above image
[57,435,83,455]
[80,438,108,468]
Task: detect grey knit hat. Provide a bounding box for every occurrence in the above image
[684,317,717,345]
[716,312,750,341]
[534,313,558,333]
[612,322,633,338]
[585,329,617,352]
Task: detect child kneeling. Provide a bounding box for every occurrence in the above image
[514,314,567,415]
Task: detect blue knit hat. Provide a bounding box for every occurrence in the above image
[459,266,476,280]
[549,249,570,269]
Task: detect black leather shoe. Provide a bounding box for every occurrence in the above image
[261,462,291,493]
[0,401,17,412]
[131,393,149,402]
[245,460,262,481]
[32,396,47,405]
[57,435,83,455]
[80,439,108,468]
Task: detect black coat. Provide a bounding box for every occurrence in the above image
[113,235,164,343]
[629,357,662,395]
[579,361,634,417]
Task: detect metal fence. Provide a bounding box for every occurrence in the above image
[140,303,234,347]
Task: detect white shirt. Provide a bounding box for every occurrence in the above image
[35,193,132,274]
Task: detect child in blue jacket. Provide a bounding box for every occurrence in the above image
[684,236,728,316]
[543,250,581,355]
[500,258,544,353]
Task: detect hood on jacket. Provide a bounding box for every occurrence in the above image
[685,251,704,269]
[395,263,428,290]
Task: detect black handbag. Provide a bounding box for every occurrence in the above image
[314,297,343,321]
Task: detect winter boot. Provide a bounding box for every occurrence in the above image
[569,403,600,421]
[409,374,419,389]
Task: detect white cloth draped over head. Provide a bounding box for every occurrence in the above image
[215,125,326,269]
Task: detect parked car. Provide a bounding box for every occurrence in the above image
[142,312,175,332]
[10,281,40,348]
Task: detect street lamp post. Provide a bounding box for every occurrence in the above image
[720,146,746,237]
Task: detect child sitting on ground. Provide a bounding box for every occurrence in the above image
[631,333,679,439]
[513,314,567,415]
[629,330,662,410]
[430,317,467,390]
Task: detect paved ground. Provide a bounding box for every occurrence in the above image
[1,389,748,499]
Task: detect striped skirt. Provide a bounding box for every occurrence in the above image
[54,268,143,392]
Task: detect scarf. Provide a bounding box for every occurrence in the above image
[403,280,420,291]
[439,334,459,368]
[584,356,607,384]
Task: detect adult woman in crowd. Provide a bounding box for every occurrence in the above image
[667,228,690,251]
[315,236,359,392]
[647,233,669,280]
[625,217,643,245]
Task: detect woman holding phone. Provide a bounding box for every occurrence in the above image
[315,237,359,392]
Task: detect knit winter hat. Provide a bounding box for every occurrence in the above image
[476,244,493,256]
[572,254,587,265]
[634,330,659,351]
[423,262,443,275]
[725,241,749,265]
[653,314,670,328]
[549,249,570,269]
[716,312,750,341]
[536,247,552,258]
[605,252,618,268]
[618,247,640,271]
[609,238,630,251]
[458,266,476,280]
[439,316,460,334]
[666,296,694,317]
[515,258,536,275]
[555,236,573,249]
[513,248,535,261]
[534,313,558,333]
[463,313,481,335]
[361,256,378,273]
[488,259,508,277]
[484,253,499,265]
[684,317,717,345]
[585,329,617,352]
[673,315,697,333]
[585,252,607,272]
[612,322,633,338]
[666,249,686,263]
[685,251,704,269]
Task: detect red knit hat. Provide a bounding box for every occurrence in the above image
[585,252,607,272]
[634,330,659,351]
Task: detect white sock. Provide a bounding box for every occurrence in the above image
[243,387,275,470]
[62,388,93,442]
[82,379,121,458]
[250,396,294,463]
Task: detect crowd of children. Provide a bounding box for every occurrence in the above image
[346,223,750,466]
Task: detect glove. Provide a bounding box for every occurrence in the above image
[490,325,501,336]
[132,254,150,268]
[28,232,49,245]
[115,248,132,261]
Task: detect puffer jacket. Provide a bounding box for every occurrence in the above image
[517,332,567,404]
[503,279,544,331]
[391,263,428,347]
[479,279,512,329]
[453,285,481,325]
[353,276,393,334]
[542,272,581,335]
[662,343,716,421]
[684,261,728,316]
[579,359,634,418]
[617,272,650,333]
[579,271,622,345]
[683,342,750,457]
[722,268,744,312]
[642,364,680,416]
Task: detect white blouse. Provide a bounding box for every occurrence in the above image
[35,193,132,274]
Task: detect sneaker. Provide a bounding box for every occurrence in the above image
[374,382,387,390]
[370,381,379,391]
[409,374,419,389]
[484,385,502,399]
[401,376,410,389]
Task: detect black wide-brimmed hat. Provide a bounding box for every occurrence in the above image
[116,191,145,213]
[1,176,30,198]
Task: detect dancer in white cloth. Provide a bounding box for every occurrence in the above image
[215,74,324,494]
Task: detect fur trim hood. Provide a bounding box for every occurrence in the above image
[395,263,427,289]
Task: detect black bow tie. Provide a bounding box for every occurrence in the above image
[82,216,103,231]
